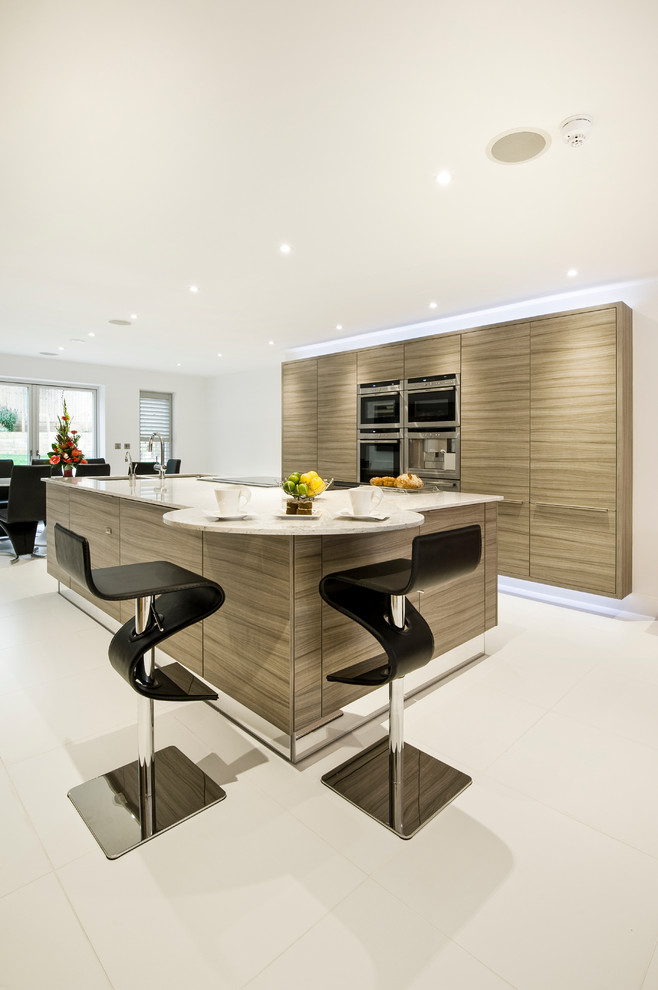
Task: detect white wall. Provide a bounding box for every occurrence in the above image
[205,366,281,477]
[0,353,213,474]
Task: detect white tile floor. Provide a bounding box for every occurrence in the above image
[2,551,658,989]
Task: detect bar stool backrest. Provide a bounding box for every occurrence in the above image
[406,524,482,594]
[54,523,100,597]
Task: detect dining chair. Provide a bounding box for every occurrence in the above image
[0,458,13,507]
[74,463,112,477]
[0,465,51,561]
[165,459,181,474]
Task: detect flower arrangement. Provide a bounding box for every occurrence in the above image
[48,400,87,475]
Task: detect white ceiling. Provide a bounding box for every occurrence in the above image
[1,0,657,376]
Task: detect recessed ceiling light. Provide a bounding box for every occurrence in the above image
[130,313,137,319]
[88,332,95,337]
[109,319,131,326]
[217,352,223,358]
[336,324,343,330]
[487,127,551,164]
[177,363,182,367]
[279,244,291,254]
[435,170,452,186]
[429,302,437,309]
[58,346,64,351]
[189,285,199,293]
[268,340,275,346]
[567,268,578,277]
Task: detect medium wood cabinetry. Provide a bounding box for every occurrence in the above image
[461,323,530,577]
[404,333,460,378]
[68,489,121,620]
[357,342,404,383]
[282,358,318,477]
[317,351,357,480]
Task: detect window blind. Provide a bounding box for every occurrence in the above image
[139,391,172,461]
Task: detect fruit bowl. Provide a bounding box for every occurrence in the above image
[281,472,333,500]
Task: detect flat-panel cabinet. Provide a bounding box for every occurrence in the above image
[68,489,121,620]
[357,342,404,384]
[317,351,357,480]
[282,358,317,476]
[404,333,460,379]
[461,323,530,441]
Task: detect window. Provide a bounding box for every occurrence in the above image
[139,391,172,461]
[0,380,98,464]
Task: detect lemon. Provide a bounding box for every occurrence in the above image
[299,472,313,485]
[309,476,325,495]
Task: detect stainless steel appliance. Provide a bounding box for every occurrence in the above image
[405,429,460,489]
[404,373,460,429]
[358,430,402,483]
[358,380,402,429]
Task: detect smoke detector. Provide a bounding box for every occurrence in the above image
[560,115,593,147]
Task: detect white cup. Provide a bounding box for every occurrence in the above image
[349,486,383,516]
[214,485,251,516]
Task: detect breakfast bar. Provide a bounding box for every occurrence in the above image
[46,476,500,760]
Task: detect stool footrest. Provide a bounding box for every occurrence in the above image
[321,738,471,839]
[67,745,226,859]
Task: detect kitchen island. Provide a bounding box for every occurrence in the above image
[46,477,500,760]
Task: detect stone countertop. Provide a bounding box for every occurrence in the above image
[45,475,502,537]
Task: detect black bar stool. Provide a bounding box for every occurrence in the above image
[54,523,226,858]
[319,524,482,839]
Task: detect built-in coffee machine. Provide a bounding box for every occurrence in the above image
[404,429,460,490]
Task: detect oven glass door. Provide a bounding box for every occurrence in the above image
[359,436,401,482]
[359,391,401,428]
[405,386,458,427]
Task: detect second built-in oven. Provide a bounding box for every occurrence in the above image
[358,431,402,483]
[404,373,460,429]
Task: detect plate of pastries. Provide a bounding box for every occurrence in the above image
[370,473,424,489]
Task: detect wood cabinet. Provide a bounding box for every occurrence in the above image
[529,304,632,597]
[281,358,317,476]
[317,351,357,480]
[404,333,460,379]
[357,342,404,383]
[68,488,121,620]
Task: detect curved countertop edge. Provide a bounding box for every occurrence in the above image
[162,505,425,536]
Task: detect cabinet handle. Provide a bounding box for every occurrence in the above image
[502,499,524,505]
[533,502,609,513]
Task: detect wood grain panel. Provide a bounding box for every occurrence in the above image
[404,333,461,379]
[292,535,323,729]
[68,489,121,620]
[321,527,418,714]
[496,502,530,578]
[282,359,318,477]
[317,351,357,481]
[530,504,616,595]
[203,533,293,733]
[484,503,498,630]
[461,440,529,500]
[531,441,616,509]
[418,504,486,653]
[118,500,204,675]
[357,343,404,384]
[616,302,633,597]
[530,309,617,442]
[45,484,71,586]
[461,323,530,441]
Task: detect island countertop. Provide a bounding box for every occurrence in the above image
[47,475,501,536]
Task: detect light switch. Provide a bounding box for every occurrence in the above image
[114,442,121,449]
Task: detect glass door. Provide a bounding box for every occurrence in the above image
[0,383,30,464]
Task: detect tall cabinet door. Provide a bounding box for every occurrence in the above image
[404,333,460,379]
[357,343,404,384]
[461,323,530,576]
[282,358,318,477]
[529,308,620,595]
[318,351,357,481]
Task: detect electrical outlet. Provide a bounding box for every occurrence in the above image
[114,442,121,449]
[124,442,131,449]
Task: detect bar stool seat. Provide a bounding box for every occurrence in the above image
[54,523,226,858]
[320,524,482,839]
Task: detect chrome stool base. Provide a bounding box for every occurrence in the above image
[321,739,471,839]
[68,745,226,859]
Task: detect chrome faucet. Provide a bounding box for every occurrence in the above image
[147,432,166,484]
[124,449,135,477]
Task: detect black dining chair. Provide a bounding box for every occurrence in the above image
[0,458,13,507]
[74,463,112,477]
[165,459,181,474]
[133,461,160,476]
[32,457,62,476]
[85,458,106,464]
[0,465,51,561]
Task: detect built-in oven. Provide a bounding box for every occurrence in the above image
[404,373,460,429]
[405,429,460,487]
[358,430,402,483]
[358,380,402,430]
